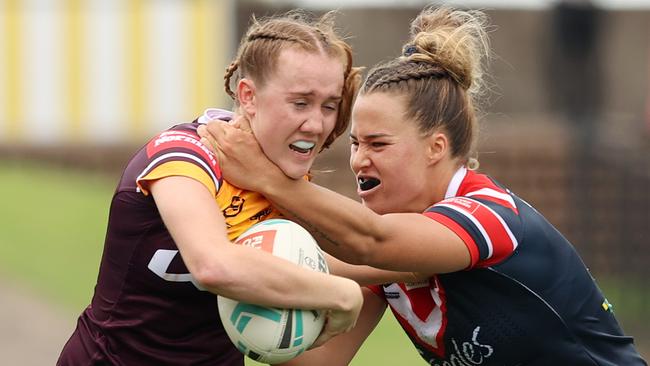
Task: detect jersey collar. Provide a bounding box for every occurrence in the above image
[444,166,467,199]
[197,108,233,124]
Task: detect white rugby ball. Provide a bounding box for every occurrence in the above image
[217,219,329,364]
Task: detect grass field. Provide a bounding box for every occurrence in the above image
[0,161,425,365]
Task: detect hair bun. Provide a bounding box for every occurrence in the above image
[405,6,490,94]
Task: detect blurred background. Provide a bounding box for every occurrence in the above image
[0,0,648,364]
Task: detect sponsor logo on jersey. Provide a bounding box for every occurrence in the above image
[382,284,401,299]
[223,196,245,217]
[147,249,206,291]
[420,326,495,366]
[147,130,218,168]
[250,207,273,222]
[446,197,480,214]
[385,291,401,299]
[602,298,614,313]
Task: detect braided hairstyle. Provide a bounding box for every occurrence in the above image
[225,10,362,149]
[361,7,491,169]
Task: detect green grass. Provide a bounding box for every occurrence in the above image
[0,161,114,313]
[597,277,649,337]
[0,161,426,365]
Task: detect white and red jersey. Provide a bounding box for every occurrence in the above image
[369,167,646,366]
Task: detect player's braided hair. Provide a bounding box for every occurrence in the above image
[247,29,305,43]
[363,60,449,91]
[223,61,240,100]
[360,6,491,169]
[224,10,361,149]
[224,29,309,99]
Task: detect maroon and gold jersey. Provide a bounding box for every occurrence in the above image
[58,109,280,365]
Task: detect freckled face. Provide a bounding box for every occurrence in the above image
[349,92,433,214]
[249,48,345,179]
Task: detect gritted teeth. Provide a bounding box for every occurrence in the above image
[290,140,315,154]
[358,176,381,191]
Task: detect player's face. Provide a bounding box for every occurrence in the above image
[350,92,434,214]
[249,48,344,179]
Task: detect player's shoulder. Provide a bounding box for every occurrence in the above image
[145,125,211,162]
[458,170,517,212]
[151,107,234,140]
[145,108,233,161]
[428,168,518,216]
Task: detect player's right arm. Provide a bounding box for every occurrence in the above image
[149,175,363,335]
[280,287,387,366]
[325,252,427,286]
[199,119,471,275]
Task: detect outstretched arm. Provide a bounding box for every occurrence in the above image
[198,121,470,275]
[262,180,469,274]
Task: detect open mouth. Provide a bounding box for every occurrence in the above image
[289,140,315,155]
[358,176,381,191]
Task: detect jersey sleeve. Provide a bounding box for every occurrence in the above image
[423,196,521,269]
[136,127,222,197]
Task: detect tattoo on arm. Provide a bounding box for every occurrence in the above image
[276,203,341,248]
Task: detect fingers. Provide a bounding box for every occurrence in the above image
[197,125,219,155]
[198,120,234,151]
[231,115,252,132]
[310,308,357,349]
[205,119,225,137]
[199,135,217,154]
[200,134,226,166]
[311,330,335,349]
[196,124,208,138]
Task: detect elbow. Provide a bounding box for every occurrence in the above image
[191,258,236,291]
[192,264,220,290]
[343,222,391,268]
[343,235,377,266]
[341,217,388,266]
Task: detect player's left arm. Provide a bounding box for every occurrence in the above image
[150,175,362,314]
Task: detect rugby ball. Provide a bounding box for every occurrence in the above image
[217,219,329,364]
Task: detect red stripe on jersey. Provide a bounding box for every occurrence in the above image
[423,211,479,268]
[146,130,221,180]
[389,278,448,358]
[434,198,516,267]
[399,283,435,322]
[464,200,516,267]
[367,285,385,298]
[471,193,518,214]
[434,277,448,357]
[458,170,518,214]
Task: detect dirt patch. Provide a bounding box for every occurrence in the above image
[0,278,76,366]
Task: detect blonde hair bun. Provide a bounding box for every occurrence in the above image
[404,7,490,96]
